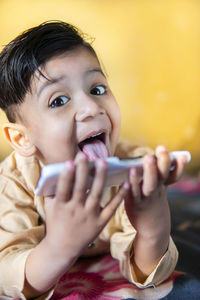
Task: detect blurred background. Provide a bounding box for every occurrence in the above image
[0,0,199,173]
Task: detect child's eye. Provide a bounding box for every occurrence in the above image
[49,96,70,108]
[90,85,107,96]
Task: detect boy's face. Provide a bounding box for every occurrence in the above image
[18,47,121,164]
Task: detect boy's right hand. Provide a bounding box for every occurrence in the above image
[24,152,129,297]
[43,152,129,263]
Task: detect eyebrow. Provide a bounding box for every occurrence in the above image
[86,68,106,77]
[37,68,105,97]
[37,75,65,98]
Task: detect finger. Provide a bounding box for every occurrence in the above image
[100,182,130,222]
[155,145,171,182]
[72,152,89,203]
[142,155,157,197]
[165,154,188,185]
[129,167,141,204]
[56,160,75,203]
[87,159,107,207]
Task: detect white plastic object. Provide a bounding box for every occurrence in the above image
[34,151,191,196]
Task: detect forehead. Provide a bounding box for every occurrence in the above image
[41,47,100,78]
[31,47,103,92]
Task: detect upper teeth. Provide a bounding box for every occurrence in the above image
[91,132,102,138]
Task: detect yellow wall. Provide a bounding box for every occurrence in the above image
[0,0,199,171]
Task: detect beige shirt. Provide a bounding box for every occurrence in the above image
[0,140,178,299]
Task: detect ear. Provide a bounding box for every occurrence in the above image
[3,122,37,157]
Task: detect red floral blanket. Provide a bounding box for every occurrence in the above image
[51,254,184,300]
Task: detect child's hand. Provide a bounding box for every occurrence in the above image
[44,152,129,262]
[24,152,129,296]
[124,145,187,281]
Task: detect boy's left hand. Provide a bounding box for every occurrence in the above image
[124,145,188,281]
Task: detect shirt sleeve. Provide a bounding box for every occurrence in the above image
[0,173,46,298]
[101,202,178,288]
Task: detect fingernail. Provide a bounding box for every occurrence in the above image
[144,154,155,164]
[182,155,188,163]
[156,145,166,153]
[96,159,107,168]
[64,160,74,170]
[130,168,137,177]
[123,182,130,190]
[77,152,87,160]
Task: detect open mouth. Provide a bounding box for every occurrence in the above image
[78,132,109,161]
[79,132,106,149]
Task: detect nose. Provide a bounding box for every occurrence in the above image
[75,94,105,122]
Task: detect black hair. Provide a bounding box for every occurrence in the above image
[0,20,96,122]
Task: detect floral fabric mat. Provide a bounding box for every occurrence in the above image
[49,254,200,300]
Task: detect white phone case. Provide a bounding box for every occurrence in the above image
[35,151,191,196]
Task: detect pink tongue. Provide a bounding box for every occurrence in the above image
[82,140,109,161]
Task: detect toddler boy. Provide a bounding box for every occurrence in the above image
[0,21,187,299]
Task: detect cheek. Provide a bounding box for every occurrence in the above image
[36,130,74,164]
[41,123,72,148]
[113,103,121,127]
[108,100,121,153]
[27,119,74,162]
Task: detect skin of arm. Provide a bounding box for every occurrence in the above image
[23,152,129,298]
[124,145,187,283]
